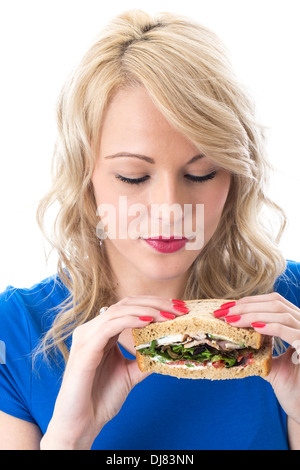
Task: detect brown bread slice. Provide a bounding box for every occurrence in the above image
[132,299,273,380]
[132,299,264,349]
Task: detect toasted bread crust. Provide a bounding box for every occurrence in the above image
[136,336,273,380]
[132,299,264,349]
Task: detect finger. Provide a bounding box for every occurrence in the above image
[224,317,299,346]
[101,302,189,323]
[236,292,300,313]
[224,311,300,330]
[226,300,300,319]
[116,295,189,315]
[72,311,156,351]
[99,314,164,349]
[252,323,299,346]
[73,313,157,371]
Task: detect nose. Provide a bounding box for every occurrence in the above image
[151,170,184,206]
[151,172,185,205]
[149,172,185,229]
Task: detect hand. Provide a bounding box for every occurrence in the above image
[219,292,300,425]
[40,296,188,449]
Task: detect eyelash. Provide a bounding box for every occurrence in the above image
[116,171,217,185]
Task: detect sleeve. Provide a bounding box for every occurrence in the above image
[0,287,36,424]
[273,259,300,308]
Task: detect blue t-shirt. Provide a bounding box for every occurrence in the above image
[0,260,300,450]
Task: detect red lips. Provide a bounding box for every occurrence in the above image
[146,236,187,240]
[144,236,188,253]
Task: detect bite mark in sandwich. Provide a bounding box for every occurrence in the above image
[132,299,272,380]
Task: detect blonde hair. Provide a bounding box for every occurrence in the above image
[36,9,287,362]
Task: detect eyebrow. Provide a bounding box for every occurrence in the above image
[104,152,206,165]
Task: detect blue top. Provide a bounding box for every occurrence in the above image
[0,259,300,450]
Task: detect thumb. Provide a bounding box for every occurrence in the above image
[264,345,294,386]
[126,358,152,387]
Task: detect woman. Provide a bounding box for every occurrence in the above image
[0,10,300,450]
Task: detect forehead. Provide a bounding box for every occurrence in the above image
[99,86,201,160]
[102,86,170,129]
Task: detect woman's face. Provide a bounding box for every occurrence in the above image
[92,86,231,284]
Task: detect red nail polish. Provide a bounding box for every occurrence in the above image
[213,308,230,318]
[173,305,189,313]
[139,316,153,322]
[251,322,266,328]
[171,299,186,305]
[220,301,236,309]
[225,315,241,323]
[160,311,176,319]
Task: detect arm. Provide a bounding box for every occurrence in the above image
[0,410,42,450]
[41,296,185,449]
[221,292,300,448]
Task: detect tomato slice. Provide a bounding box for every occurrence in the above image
[212,360,225,369]
[245,353,254,365]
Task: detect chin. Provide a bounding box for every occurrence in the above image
[107,238,199,280]
[134,255,194,281]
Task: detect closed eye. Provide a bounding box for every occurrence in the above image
[116,175,150,185]
[116,171,217,185]
[184,171,217,183]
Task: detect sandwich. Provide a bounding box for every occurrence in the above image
[132,299,273,380]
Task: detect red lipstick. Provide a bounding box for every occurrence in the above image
[143,236,188,253]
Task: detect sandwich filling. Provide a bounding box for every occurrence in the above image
[137,333,255,369]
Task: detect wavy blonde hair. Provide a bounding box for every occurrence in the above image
[36,9,287,362]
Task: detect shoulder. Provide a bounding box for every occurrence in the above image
[0,273,70,343]
[274,259,300,307]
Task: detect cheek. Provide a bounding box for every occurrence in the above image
[92,180,144,241]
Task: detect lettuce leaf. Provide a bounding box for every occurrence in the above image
[138,341,240,368]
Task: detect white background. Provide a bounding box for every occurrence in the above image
[0,0,299,291]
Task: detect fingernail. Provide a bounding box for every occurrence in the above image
[173,305,189,313]
[220,301,236,309]
[251,322,266,328]
[139,316,153,322]
[171,299,186,305]
[225,315,241,323]
[213,308,230,318]
[160,311,176,319]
